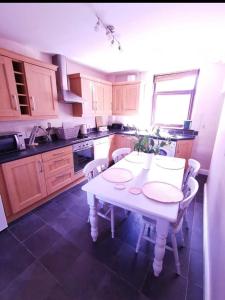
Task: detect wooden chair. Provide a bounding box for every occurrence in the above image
[135,177,199,275]
[182,158,200,228]
[83,158,115,238]
[112,147,131,163]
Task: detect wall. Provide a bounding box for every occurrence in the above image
[205,95,225,300]
[0,38,108,136]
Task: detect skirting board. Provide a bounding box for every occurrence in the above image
[203,183,210,300]
[199,169,209,176]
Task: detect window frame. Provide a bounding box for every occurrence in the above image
[151,69,200,128]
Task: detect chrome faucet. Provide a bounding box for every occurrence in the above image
[28,126,52,146]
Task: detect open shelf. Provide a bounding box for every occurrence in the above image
[12,60,30,115]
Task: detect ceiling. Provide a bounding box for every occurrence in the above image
[1,3,225,73]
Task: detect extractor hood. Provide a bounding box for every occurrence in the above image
[52,54,84,103]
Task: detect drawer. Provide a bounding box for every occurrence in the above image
[43,153,73,178]
[46,168,73,195]
[42,146,72,162]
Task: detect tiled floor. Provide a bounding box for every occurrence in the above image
[0,175,206,300]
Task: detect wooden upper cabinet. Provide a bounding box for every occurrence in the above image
[112,85,124,115]
[24,63,58,117]
[0,48,58,120]
[2,155,47,213]
[112,81,141,115]
[69,73,112,117]
[0,56,20,118]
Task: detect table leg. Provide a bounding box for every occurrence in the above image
[87,193,98,242]
[153,219,169,276]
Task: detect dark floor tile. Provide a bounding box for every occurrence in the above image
[9,213,45,242]
[34,199,66,223]
[54,190,83,211]
[48,210,85,236]
[0,243,35,292]
[0,261,70,300]
[110,242,151,290]
[94,271,149,300]
[142,266,187,300]
[40,237,81,282]
[186,280,203,300]
[0,229,20,255]
[23,225,63,258]
[188,249,203,288]
[56,252,112,300]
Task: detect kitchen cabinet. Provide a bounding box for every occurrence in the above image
[112,81,141,115]
[114,134,137,150]
[2,155,47,213]
[0,55,20,118]
[42,146,74,195]
[0,48,58,120]
[175,140,194,168]
[69,73,112,117]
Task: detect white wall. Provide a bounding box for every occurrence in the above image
[205,95,225,300]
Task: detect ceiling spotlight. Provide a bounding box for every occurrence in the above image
[94,15,122,51]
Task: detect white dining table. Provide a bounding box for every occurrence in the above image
[82,151,185,276]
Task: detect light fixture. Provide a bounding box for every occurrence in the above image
[94,15,122,51]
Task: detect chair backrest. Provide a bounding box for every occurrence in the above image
[112,147,131,163]
[180,176,199,210]
[83,158,109,181]
[182,158,200,187]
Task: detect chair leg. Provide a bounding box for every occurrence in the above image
[171,232,181,275]
[183,210,188,229]
[180,228,185,248]
[124,209,129,218]
[111,206,115,239]
[136,223,146,253]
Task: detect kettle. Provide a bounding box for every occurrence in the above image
[80,124,88,136]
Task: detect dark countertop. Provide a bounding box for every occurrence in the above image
[0,129,197,164]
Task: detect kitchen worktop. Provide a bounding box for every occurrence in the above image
[0,129,197,164]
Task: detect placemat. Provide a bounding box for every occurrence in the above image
[125,151,145,163]
[142,181,184,203]
[102,168,133,183]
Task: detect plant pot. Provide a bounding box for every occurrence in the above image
[143,153,154,170]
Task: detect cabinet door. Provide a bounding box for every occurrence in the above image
[103,83,112,115]
[175,140,193,168]
[0,56,20,117]
[2,155,47,213]
[112,85,124,115]
[115,134,136,150]
[123,83,140,115]
[24,63,58,117]
[93,81,104,115]
[81,78,95,116]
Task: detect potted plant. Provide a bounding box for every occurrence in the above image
[133,127,171,168]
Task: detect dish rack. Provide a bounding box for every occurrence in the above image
[56,125,80,140]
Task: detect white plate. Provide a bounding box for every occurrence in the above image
[125,151,145,164]
[155,157,185,170]
[102,167,133,183]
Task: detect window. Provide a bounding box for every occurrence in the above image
[151,69,200,127]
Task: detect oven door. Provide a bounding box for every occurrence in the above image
[73,146,94,173]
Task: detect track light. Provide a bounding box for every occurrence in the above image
[94,15,122,51]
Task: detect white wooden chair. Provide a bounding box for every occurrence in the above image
[112,147,131,163]
[135,177,199,275]
[112,147,131,217]
[182,158,200,228]
[83,158,115,238]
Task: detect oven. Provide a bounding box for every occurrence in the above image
[72,139,94,173]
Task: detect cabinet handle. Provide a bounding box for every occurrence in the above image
[53,152,64,156]
[38,160,43,172]
[30,96,36,111]
[55,173,67,179]
[11,95,19,111]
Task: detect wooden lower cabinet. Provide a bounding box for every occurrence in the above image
[46,168,74,195]
[175,140,194,168]
[2,155,47,213]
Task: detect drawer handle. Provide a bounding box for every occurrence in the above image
[53,152,64,156]
[55,173,70,179]
[54,159,66,164]
[11,95,19,111]
[30,96,36,111]
[38,160,43,172]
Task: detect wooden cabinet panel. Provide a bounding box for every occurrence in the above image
[112,82,140,115]
[92,81,104,115]
[0,56,20,118]
[43,153,73,178]
[112,85,124,114]
[103,84,112,115]
[42,146,72,162]
[2,155,47,213]
[175,140,193,168]
[24,63,58,117]
[46,168,73,195]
